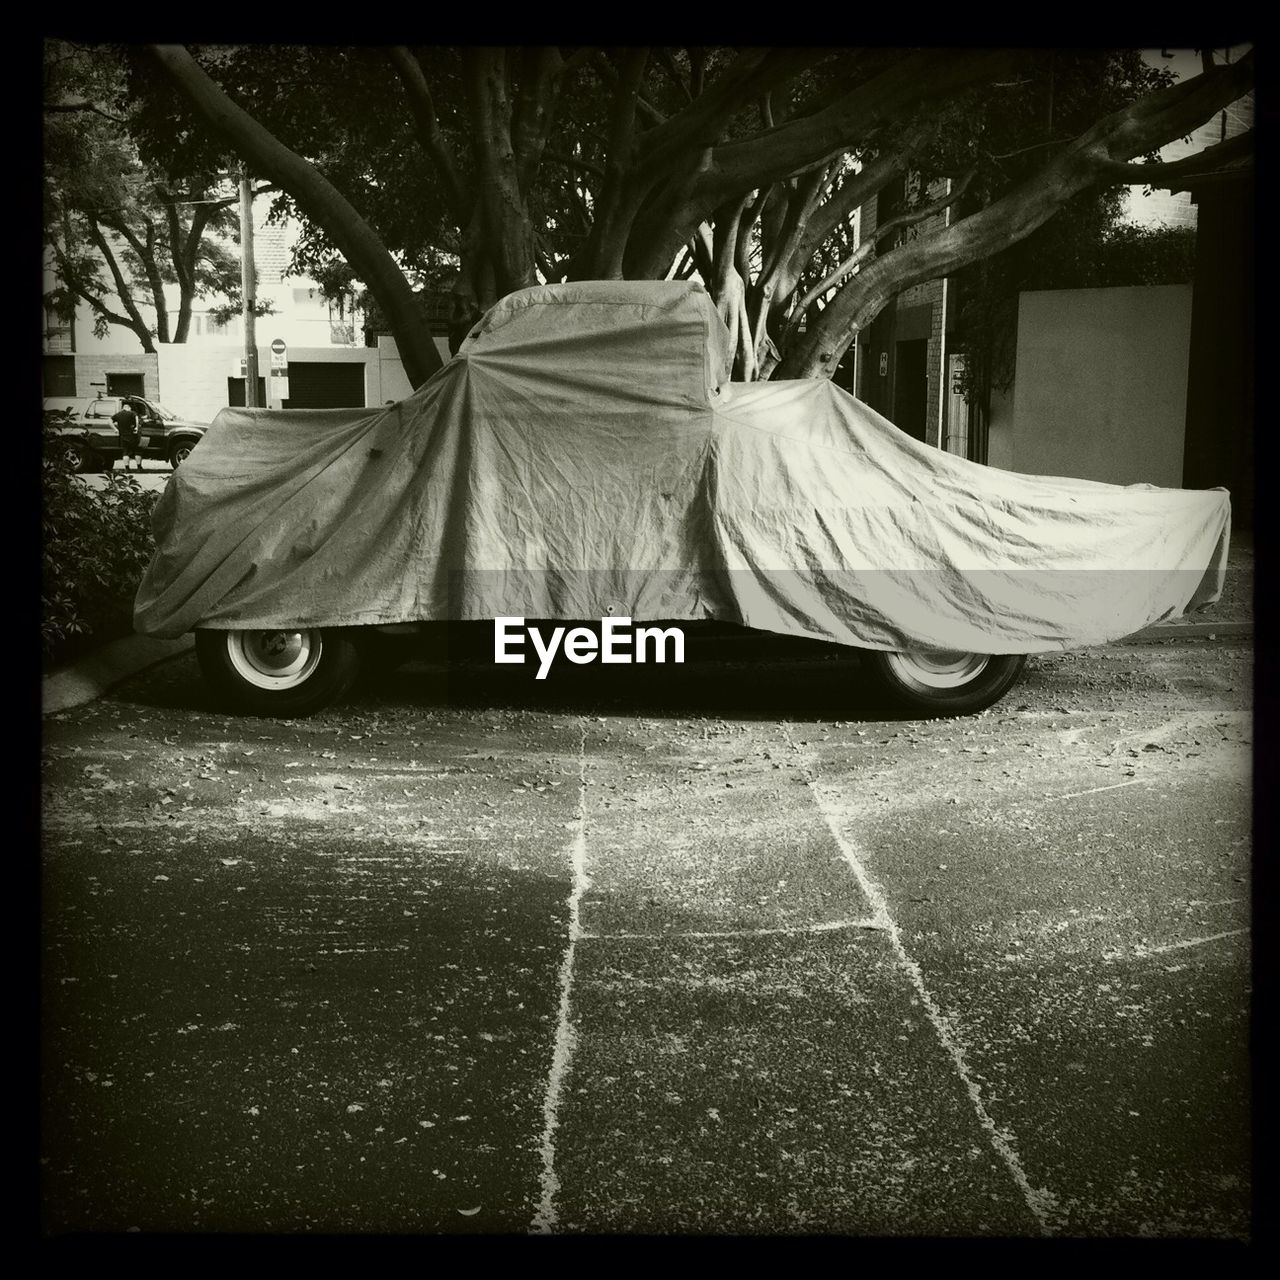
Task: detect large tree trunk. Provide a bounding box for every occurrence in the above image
[146,44,444,388]
[464,50,540,298]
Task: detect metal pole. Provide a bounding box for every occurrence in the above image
[239,174,260,407]
[936,178,950,451]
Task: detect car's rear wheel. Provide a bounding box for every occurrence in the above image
[865,649,1025,716]
[195,627,362,716]
[169,440,196,468]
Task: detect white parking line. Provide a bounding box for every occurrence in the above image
[1134,927,1249,958]
[802,767,1058,1237]
[581,918,886,942]
[1036,779,1147,803]
[529,724,590,1235]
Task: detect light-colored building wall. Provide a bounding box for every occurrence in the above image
[154,337,445,423]
[43,194,361,361]
[988,285,1193,486]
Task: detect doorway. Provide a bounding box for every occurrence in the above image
[227,377,268,408]
[892,339,928,441]
[106,372,145,397]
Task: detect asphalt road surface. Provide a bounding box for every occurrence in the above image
[41,636,1252,1238]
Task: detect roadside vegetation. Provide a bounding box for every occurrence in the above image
[42,437,160,667]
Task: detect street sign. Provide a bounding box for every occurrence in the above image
[269,337,288,372]
[270,338,286,355]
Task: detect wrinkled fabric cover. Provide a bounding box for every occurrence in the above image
[134,279,1229,652]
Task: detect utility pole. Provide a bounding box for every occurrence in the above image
[239,172,260,407]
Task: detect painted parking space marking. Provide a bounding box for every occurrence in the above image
[797,752,1058,1238]
[530,723,590,1235]
[582,917,886,942]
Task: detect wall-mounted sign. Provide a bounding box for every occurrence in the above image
[879,352,888,377]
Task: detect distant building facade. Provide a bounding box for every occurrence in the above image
[40,193,451,417]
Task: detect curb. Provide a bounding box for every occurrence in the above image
[1127,620,1253,643]
[43,634,195,716]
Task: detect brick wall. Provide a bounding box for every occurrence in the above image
[926,285,944,449]
[73,353,159,400]
[1124,76,1253,229]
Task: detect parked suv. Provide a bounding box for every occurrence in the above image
[43,395,209,473]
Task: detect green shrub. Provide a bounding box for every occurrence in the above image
[42,451,161,667]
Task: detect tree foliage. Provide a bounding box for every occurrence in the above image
[119,44,1252,386]
[41,435,160,664]
[43,39,272,350]
[954,194,1198,407]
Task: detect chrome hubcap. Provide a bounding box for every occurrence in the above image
[226,629,322,690]
[885,649,990,691]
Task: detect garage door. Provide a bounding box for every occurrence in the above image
[281,362,367,409]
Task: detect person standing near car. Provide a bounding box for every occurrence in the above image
[112,399,143,472]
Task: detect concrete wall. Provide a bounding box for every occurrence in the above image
[155,337,447,422]
[996,285,1193,487]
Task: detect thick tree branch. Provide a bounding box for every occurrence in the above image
[542,148,606,179]
[61,276,135,332]
[635,48,829,178]
[689,223,714,280]
[784,169,977,343]
[789,140,919,271]
[868,168,976,247]
[146,43,443,386]
[626,50,1013,277]
[706,49,1016,197]
[780,55,1254,379]
[84,220,155,351]
[94,207,171,342]
[1092,129,1253,190]
[44,101,128,124]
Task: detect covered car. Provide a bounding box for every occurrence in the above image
[133,280,1230,716]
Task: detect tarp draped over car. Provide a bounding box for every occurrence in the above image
[134,280,1229,653]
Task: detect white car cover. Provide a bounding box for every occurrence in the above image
[134,280,1229,653]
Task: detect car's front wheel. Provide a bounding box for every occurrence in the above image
[195,627,362,716]
[56,440,95,473]
[169,439,196,468]
[864,649,1025,717]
